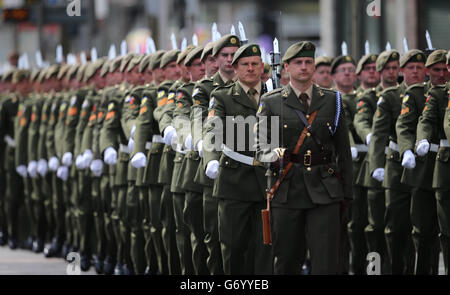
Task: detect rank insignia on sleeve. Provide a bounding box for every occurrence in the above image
[70,96,77,106]
[192,88,199,97]
[257,102,264,114]
[177,92,183,100]
[401,107,409,115]
[168,92,175,100]
[106,111,115,120]
[125,95,132,103]
[139,106,148,115]
[108,102,114,111]
[158,90,165,99]
[209,97,215,109]
[68,107,77,116]
[208,109,215,117]
[357,101,364,108]
[59,103,67,112]
[425,95,430,104]
[377,97,383,106]
[177,102,183,109]
[402,95,409,104]
[141,97,148,105]
[82,100,89,109]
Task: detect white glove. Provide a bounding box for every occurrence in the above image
[131,152,147,169]
[372,168,385,182]
[416,139,430,157]
[130,125,136,139]
[16,165,27,178]
[401,149,416,169]
[351,147,358,161]
[90,159,103,177]
[75,155,84,169]
[82,149,93,168]
[205,160,219,179]
[163,126,176,145]
[37,159,48,177]
[62,152,73,166]
[171,133,178,147]
[104,147,118,165]
[128,137,135,152]
[56,166,69,181]
[48,156,59,172]
[197,140,203,158]
[184,134,193,150]
[366,133,372,146]
[27,161,38,178]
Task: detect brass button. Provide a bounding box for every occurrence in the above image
[225,161,229,165]
[306,114,310,119]
[328,168,334,175]
[273,173,277,176]
[284,124,287,128]
[390,155,393,159]
[306,150,311,155]
[306,132,311,137]
[306,167,312,171]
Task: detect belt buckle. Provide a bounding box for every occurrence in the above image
[304,153,312,167]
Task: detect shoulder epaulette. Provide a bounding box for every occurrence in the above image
[406,82,426,92]
[261,87,283,99]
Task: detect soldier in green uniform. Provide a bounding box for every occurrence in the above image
[203,43,272,275]
[0,73,9,246]
[173,46,210,274]
[355,50,400,274]
[369,50,426,275]
[256,41,353,274]
[192,36,239,274]
[330,55,358,274]
[397,49,448,274]
[313,56,333,89]
[416,51,450,274]
[131,50,174,275]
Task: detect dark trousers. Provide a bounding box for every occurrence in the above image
[218,199,273,275]
[203,186,223,275]
[173,192,194,275]
[140,185,159,274]
[436,189,450,275]
[148,184,168,274]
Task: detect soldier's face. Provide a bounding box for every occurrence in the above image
[261,71,270,83]
[234,56,263,88]
[179,62,191,82]
[153,68,165,84]
[313,65,332,88]
[204,54,218,77]
[380,60,399,84]
[143,68,153,84]
[286,57,315,84]
[426,62,449,86]
[332,63,356,88]
[217,47,238,74]
[188,58,205,82]
[163,61,181,81]
[358,62,379,87]
[400,62,425,86]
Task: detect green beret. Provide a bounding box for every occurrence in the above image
[264,63,271,73]
[201,41,215,62]
[1,67,16,81]
[12,70,30,84]
[67,64,80,80]
[177,45,196,64]
[100,60,111,77]
[37,69,47,83]
[425,49,447,68]
[57,64,71,80]
[77,63,89,82]
[46,64,61,80]
[139,54,152,73]
[282,41,315,64]
[212,34,240,57]
[399,49,426,68]
[84,58,106,82]
[356,54,378,74]
[330,55,355,74]
[126,55,144,72]
[315,56,333,67]
[376,50,399,71]
[160,49,181,68]
[150,50,166,70]
[185,46,204,66]
[120,53,137,72]
[231,43,262,65]
[30,69,42,82]
[109,56,123,73]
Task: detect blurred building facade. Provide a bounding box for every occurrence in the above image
[0,0,449,70]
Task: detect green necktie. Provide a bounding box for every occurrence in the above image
[248,88,258,105]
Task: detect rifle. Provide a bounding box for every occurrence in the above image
[269,38,281,90]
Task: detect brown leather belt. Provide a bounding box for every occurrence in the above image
[271,151,331,170]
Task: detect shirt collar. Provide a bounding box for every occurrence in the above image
[238,80,262,97]
[289,82,313,99]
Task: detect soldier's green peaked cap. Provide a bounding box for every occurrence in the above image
[330,55,355,74]
[315,56,333,67]
[200,41,215,62]
[139,54,152,73]
[100,60,111,77]
[1,67,16,81]
[177,45,196,64]
[282,41,315,64]
[376,50,399,72]
[109,56,123,73]
[160,49,181,68]
[212,34,241,57]
[120,53,137,72]
[150,50,166,70]
[46,64,61,79]
[425,49,447,68]
[185,46,204,66]
[12,70,30,83]
[399,49,426,68]
[232,43,262,65]
[84,58,106,82]
[57,64,71,80]
[127,55,144,72]
[356,54,378,74]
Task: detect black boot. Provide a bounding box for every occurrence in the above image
[8,238,18,250]
[114,263,123,275]
[93,255,104,274]
[0,231,8,246]
[32,238,44,253]
[44,237,63,258]
[103,256,116,275]
[80,254,91,272]
[122,263,135,276]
